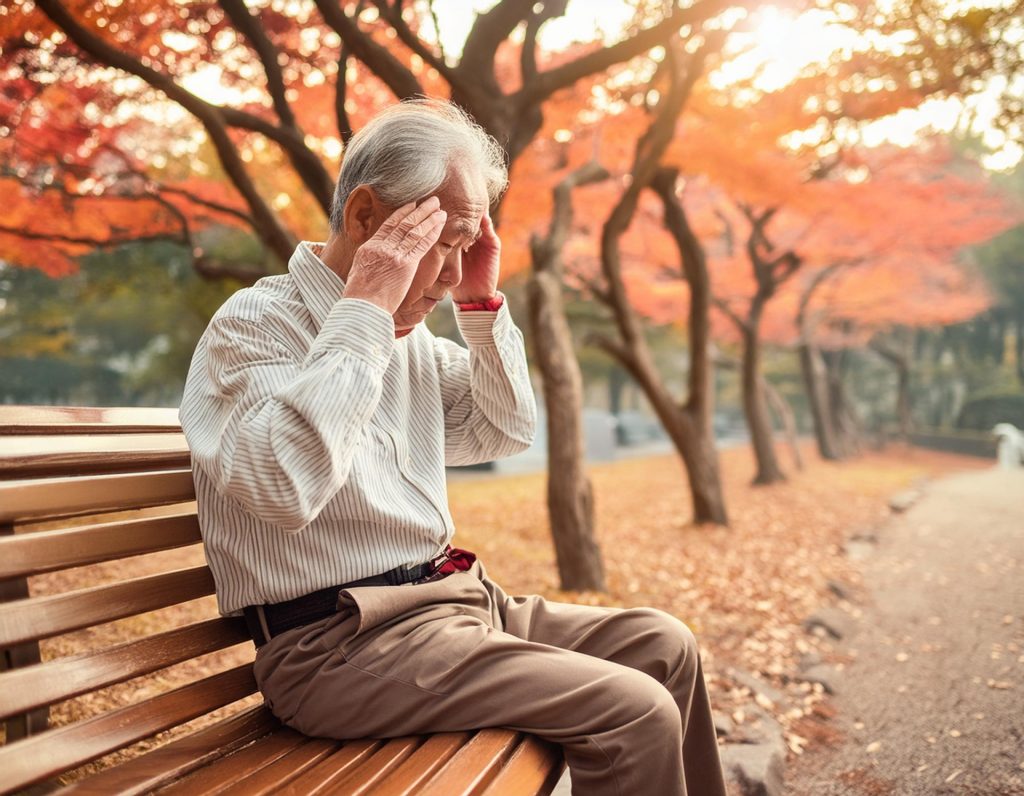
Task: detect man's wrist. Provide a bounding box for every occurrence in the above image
[456,294,503,311]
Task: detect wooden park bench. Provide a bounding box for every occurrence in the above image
[0,406,565,795]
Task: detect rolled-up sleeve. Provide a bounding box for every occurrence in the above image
[180,297,395,532]
[433,295,537,466]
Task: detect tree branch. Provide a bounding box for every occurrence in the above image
[650,167,712,413]
[769,249,802,285]
[521,0,570,84]
[600,36,722,353]
[428,0,446,64]
[157,185,255,226]
[532,160,610,273]
[712,295,748,333]
[217,0,298,129]
[796,260,847,335]
[513,0,732,107]
[583,331,636,372]
[580,277,613,306]
[376,0,465,91]
[35,0,298,263]
[460,0,534,76]
[92,144,256,227]
[335,0,367,144]
[312,0,423,99]
[33,1,335,210]
[0,224,185,248]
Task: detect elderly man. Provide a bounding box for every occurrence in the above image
[180,99,726,796]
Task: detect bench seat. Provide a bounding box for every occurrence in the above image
[57,704,562,795]
[0,406,564,795]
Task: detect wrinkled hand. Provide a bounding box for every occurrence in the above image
[452,212,500,303]
[344,196,447,315]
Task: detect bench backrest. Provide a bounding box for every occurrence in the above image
[0,406,256,793]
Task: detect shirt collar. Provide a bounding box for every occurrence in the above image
[289,241,346,331]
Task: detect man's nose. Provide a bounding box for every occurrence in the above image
[440,249,462,287]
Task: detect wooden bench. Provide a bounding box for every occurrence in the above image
[0,406,565,795]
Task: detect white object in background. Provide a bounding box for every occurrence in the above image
[993,423,1024,469]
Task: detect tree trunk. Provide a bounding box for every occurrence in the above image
[609,366,626,415]
[649,169,728,525]
[741,326,786,484]
[527,271,606,591]
[762,374,804,470]
[823,349,862,456]
[643,373,729,526]
[526,161,609,592]
[677,411,730,526]
[896,361,912,438]
[798,342,842,460]
[871,335,913,439]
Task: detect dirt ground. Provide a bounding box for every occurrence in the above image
[786,467,1024,795]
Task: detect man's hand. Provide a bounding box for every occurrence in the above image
[344,197,447,314]
[453,212,500,303]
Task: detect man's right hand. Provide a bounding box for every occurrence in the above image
[343,196,447,315]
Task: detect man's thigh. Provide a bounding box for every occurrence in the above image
[487,577,699,687]
[252,572,673,743]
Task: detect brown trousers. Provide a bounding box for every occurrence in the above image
[252,561,727,796]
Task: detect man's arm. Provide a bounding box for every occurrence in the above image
[180,297,394,533]
[432,294,537,466]
[181,199,447,531]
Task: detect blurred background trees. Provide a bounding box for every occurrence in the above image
[1,0,1022,588]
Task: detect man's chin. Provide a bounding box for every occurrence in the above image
[394,320,418,339]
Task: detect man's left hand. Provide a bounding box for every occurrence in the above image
[452,212,500,303]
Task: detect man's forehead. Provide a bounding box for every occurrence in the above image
[451,216,482,240]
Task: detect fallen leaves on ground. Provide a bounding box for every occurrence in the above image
[447,442,985,758]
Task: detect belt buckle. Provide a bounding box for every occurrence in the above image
[410,549,450,585]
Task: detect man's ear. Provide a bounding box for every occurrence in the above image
[343,185,388,245]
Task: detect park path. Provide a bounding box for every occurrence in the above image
[787,467,1024,795]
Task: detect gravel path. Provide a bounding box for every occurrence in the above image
[787,467,1024,795]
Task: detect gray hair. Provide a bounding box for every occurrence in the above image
[329,98,508,234]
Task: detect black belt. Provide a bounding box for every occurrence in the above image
[243,558,436,648]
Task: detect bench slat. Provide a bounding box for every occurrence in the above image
[0,512,201,579]
[0,433,190,478]
[55,705,277,796]
[366,732,472,796]
[217,737,344,796]
[275,740,383,796]
[333,737,422,796]
[0,617,248,720]
[416,729,521,796]
[480,738,565,796]
[0,470,195,523]
[0,566,215,647]
[156,728,310,795]
[0,406,182,433]
[0,664,257,794]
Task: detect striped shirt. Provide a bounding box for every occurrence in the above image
[179,242,536,616]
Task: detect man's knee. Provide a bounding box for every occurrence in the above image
[612,668,683,740]
[624,607,699,682]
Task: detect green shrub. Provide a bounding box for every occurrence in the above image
[955,391,1024,431]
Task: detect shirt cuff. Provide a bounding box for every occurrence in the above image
[453,291,510,347]
[311,296,395,369]
[456,295,505,312]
